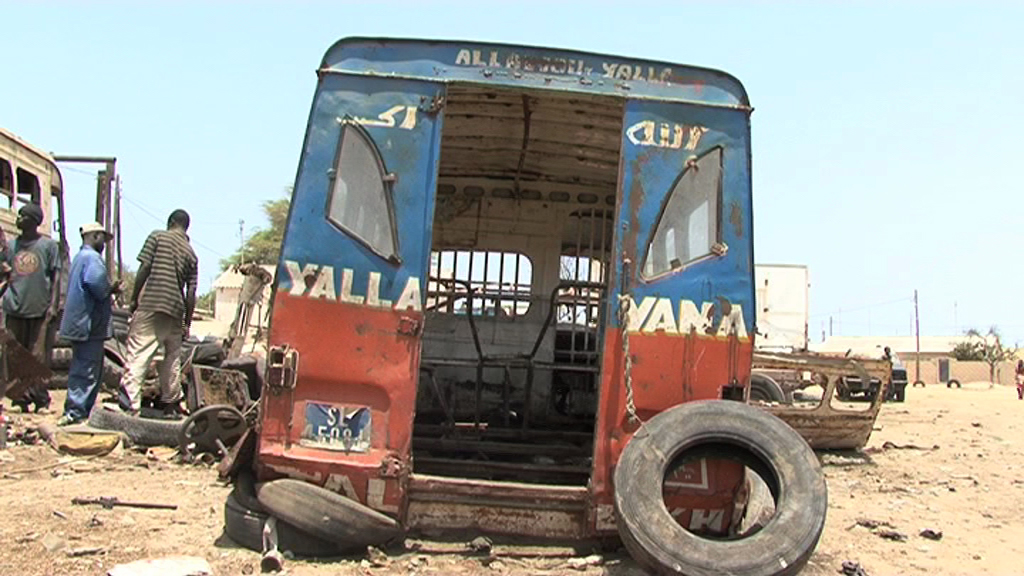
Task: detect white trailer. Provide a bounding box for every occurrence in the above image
[754,264,810,352]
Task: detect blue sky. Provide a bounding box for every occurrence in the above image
[2,1,1021,343]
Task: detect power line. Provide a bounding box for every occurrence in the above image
[809,296,913,319]
[120,193,228,259]
[61,165,100,177]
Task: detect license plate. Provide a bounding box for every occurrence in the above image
[300,402,372,452]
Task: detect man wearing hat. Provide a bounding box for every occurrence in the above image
[57,222,121,425]
[3,203,60,413]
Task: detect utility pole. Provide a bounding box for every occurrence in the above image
[829,316,833,337]
[914,289,921,385]
[114,176,123,280]
[238,219,245,265]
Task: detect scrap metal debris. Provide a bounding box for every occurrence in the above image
[467,536,493,554]
[72,496,178,510]
[851,518,896,531]
[567,554,603,570]
[841,561,869,576]
[366,546,390,568]
[67,546,105,557]
[868,441,940,452]
[919,529,943,541]
[876,529,908,542]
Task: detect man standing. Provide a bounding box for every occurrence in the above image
[58,223,120,425]
[119,209,197,416]
[3,204,59,413]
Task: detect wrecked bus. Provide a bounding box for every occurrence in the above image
[244,38,826,575]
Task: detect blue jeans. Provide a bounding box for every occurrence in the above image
[63,339,105,421]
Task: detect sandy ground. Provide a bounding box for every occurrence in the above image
[0,384,1021,576]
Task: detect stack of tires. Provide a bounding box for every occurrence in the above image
[224,471,401,557]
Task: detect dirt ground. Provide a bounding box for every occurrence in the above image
[0,384,1020,576]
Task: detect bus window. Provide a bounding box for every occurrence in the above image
[0,159,12,205]
[16,167,41,207]
[642,147,723,279]
[326,120,399,262]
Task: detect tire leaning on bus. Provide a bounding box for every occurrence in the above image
[614,401,827,576]
[255,478,401,548]
[224,471,347,557]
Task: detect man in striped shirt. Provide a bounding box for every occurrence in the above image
[118,209,198,416]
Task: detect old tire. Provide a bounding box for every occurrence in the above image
[614,400,827,576]
[947,379,961,389]
[749,373,786,404]
[87,404,183,447]
[256,479,401,547]
[224,473,350,557]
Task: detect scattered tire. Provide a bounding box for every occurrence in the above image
[224,472,350,557]
[947,379,961,389]
[912,380,926,388]
[614,400,827,576]
[748,373,786,404]
[256,478,401,547]
[87,404,183,447]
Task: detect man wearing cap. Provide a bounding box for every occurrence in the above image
[3,204,60,413]
[57,223,121,425]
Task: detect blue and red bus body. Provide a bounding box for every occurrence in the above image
[259,38,754,538]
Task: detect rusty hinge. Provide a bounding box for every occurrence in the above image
[379,454,407,478]
[420,92,446,115]
[266,345,299,391]
[397,316,422,337]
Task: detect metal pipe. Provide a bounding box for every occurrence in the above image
[114,176,123,281]
[52,156,117,164]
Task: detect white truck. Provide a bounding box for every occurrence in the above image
[754,264,810,353]
[749,264,810,402]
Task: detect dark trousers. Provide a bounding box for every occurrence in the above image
[5,315,53,410]
[63,339,104,421]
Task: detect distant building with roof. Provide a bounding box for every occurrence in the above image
[212,264,276,326]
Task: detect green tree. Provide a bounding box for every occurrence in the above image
[962,327,1018,386]
[951,341,984,361]
[197,290,216,314]
[221,193,290,270]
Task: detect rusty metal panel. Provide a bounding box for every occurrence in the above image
[321,39,750,109]
[753,351,890,450]
[0,327,53,400]
[407,474,589,539]
[190,365,251,411]
[439,86,623,195]
[0,127,61,238]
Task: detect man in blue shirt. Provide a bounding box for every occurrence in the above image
[58,222,121,425]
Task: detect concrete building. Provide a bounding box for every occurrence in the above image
[212,264,275,327]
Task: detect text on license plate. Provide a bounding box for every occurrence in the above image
[300,402,371,452]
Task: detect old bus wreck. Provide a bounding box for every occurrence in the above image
[232,39,833,575]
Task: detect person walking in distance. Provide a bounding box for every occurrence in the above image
[58,223,120,425]
[3,204,60,413]
[118,210,197,416]
[1016,359,1024,400]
